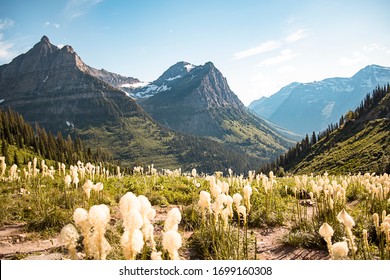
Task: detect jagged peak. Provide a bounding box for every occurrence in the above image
[61,45,75,53]
[40,35,50,44]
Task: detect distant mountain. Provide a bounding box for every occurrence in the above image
[263,85,390,175]
[137,61,296,161]
[0,36,263,173]
[249,65,390,134]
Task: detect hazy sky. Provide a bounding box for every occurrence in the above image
[1,0,390,105]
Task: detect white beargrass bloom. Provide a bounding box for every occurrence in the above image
[225,195,233,217]
[92,182,103,192]
[373,213,380,230]
[233,193,242,210]
[238,205,247,224]
[164,208,181,232]
[319,222,334,239]
[151,251,162,260]
[332,241,349,259]
[119,192,141,217]
[124,208,143,231]
[64,175,72,187]
[198,191,211,215]
[121,228,144,260]
[88,204,111,260]
[211,184,222,199]
[60,224,79,260]
[163,230,182,260]
[337,209,355,229]
[243,184,252,212]
[83,179,93,198]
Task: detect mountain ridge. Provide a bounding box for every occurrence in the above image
[0,35,264,173]
[138,61,295,161]
[249,65,390,134]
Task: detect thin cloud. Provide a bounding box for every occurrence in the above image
[0,18,15,62]
[0,18,15,30]
[233,40,282,60]
[285,29,308,43]
[339,51,367,66]
[234,29,307,61]
[44,22,60,29]
[65,0,103,19]
[257,49,297,66]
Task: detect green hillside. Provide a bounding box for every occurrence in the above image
[262,85,390,175]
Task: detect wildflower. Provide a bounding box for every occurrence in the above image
[332,241,349,259]
[121,228,144,260]
[60,224,79,260]
[225,195,233,217]
[243,184,252,212]
[233,193,242,210]
[337,209,355,229]
[319,222,334,257]
[151,251,162,260]
[162,230,182,260]
[238,205,247,224]
[198,191,211,215]
[164,208,181,232]
[64,175,72,187]
[88,204,111,260]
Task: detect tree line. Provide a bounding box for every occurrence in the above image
[0,107,112,166]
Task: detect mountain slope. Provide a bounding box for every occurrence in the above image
[266,85,390,175]
[138,61,295,161]
[250,65,390,134]
[0,36,261,173]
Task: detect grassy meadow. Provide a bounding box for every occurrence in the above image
[0,157,389,260]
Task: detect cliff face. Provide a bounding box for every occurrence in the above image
[139,61,295,161]
[0,36,145,132]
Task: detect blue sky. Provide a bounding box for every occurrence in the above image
[1,0,390,105]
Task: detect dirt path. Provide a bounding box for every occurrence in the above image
[0,223,62,260]
[254,226,328,260]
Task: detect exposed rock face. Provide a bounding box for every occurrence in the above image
[139,61,295,160]
[0,36,144,132]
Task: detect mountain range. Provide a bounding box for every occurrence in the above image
[0,36,293,172]
[249,65,390,135]
[276,85,390,174]
[131,61,295,160]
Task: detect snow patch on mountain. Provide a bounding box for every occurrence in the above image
[322,102,335,118]
[166,75,182,81]
[184,64,195,72]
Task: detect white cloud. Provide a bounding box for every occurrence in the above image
[233,40,282,60]
[0,18,14,30]
[284,29,308,43]
[0,18,15,62]
[339,51,367,66]
[233,29,308,61]
[363,43,390,54]
[278,65,296,73]
[44,22,60,29]
[65,0,103,19]
[257,49,297,66]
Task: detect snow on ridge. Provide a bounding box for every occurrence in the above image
[120,81,149,88]
[184,64,195,72]
[0,99,4,104]
[166,75,181,81]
